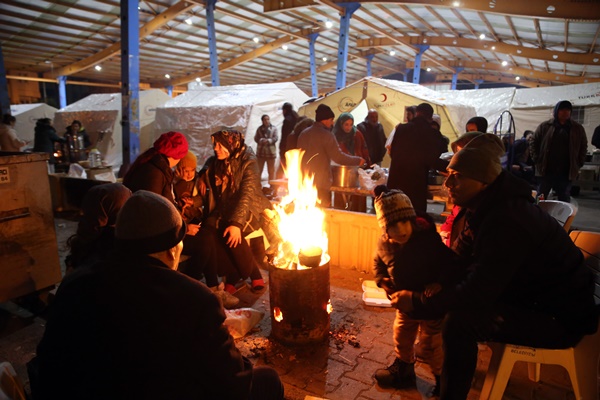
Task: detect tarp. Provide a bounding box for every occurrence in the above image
[53,89,171,170]
[298,77,477,145]
[154,82,310,166]
[436,87,516,134]
[10,103,58,145]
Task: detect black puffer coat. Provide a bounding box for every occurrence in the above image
[412,171,598,336]
[200,148,266,233]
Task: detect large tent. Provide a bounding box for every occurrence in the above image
[10,103,58,145]
[53,89,171,170]
[298,77,477,147]
[509,82,600,144]
[154,82,310,166]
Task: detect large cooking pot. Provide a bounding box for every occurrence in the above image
[331,165,359,188]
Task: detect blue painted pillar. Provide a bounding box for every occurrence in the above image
[166,85,173,97]
[308,33,319,97]
[120,0,140,171]
[412,44,429,84]
[0,47,10,115]
[474,79,484,89]
[335,3,361,90]
[366,54,375,77]
[451,67,464,90]
[58,76,67,109]
[404,70,410,82]
[206,0,220,87]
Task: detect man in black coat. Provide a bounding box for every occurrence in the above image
[33,190,284,400]
[387,103,446,212]
[393,137,598,400]
[357,109,387,166]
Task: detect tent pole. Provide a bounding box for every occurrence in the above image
[335,3,361,90]
[120,0,141,174]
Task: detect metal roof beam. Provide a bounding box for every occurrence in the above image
[356,36,600,65]
[45,0,196,78]
[436,72,544,88]
[264,0,600,20]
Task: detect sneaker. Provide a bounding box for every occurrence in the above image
[251,278,265,292]
[374,358,416,389]
[215,289,240,309]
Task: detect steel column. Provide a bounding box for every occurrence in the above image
[308,33,319,97]
[166,85,173,97]
[474,79,484,89]
[335,3,361,90]
[366,54,374,77]
[412,45,429,84]
[0,47,10,115]
[58,76,67,109]
[451,67,464,90]
[206,0,220,87]
[120,0,140,171]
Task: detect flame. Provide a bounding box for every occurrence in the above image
[273,149,328,269]
[327,299,333,314]
[273,307,283,322]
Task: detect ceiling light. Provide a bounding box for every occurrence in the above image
[452,39,457,45]
[479,33,486,40]
[423,38,428,43]
[44,60,51,64]
[185,18,192,25]
[491,46,496,50]
[322,57,328,62]
[389,50,396,56]
[165,74,170,79]
[594,58,599,63]
[515,76,520,81]
[282,45,288,50]
[552,54,558,59]
[453,1,460,6]
[517,49,522,54]
[253,37,259,43]
[325,20,333,29]
[426,67,431,72]
[196,77,201,82]
[501,60,508,66]
[546,5,555,14]
[94,65,102,71]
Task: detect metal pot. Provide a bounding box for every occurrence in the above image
[331,165,359,188]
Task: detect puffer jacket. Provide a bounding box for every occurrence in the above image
[200,148,266,233]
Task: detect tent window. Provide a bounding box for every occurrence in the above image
[571,106,584,125]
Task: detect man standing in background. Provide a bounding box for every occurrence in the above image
[357,109,387,166]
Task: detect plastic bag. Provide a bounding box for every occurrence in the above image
[358,164,388,191]
[224,308,264,338]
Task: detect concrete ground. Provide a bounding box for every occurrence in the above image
[1,188,599,400]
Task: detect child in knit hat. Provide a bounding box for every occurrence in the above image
[372,185,463,395]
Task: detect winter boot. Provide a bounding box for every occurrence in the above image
[211,284,240,309]
[374,358,416,389]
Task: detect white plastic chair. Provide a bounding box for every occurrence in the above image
[479,230,600,400]
[538,200,577,232]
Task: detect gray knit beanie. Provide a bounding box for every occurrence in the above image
[374,186,416,231]
[448,134,506,184]
[115,190,186,254]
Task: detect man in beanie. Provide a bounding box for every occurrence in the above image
[387,102,447,212]
[123,131,189,203]
[530,100,587,202]
[33,191,284,400]
[392,142,598,399]
[372,185,463,396]
[297,104,365,207]
[357,109,387,166]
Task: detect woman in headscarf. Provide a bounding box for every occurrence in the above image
[198,129,268,294]
[332,112,370,212]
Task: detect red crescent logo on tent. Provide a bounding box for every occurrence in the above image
[381,93,387,102]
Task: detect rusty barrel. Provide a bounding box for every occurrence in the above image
[269,257,330,345]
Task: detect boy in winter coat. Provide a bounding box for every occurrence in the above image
[372,185,463,395]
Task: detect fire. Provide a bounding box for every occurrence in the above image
[327,299,333,314]
[273,307,283,322]
[273,149,328,269]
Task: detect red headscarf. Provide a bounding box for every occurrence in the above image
[153,131,188,159]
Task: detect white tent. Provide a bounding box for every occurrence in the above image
[154,82,309,166]
[10,103,58,144]
[53,89,171,170]
[436,87,516,134]
[298,77,477,145]
[509,82,600,143]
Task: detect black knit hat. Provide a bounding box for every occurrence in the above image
[115,191,186,254]
[315,104,335,121]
